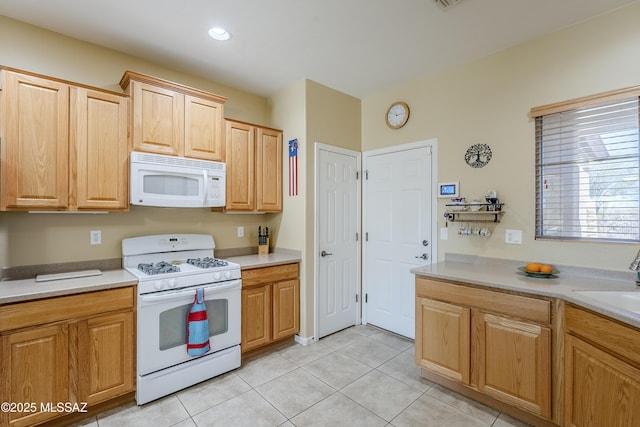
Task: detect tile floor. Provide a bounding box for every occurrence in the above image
[74,325,532,427]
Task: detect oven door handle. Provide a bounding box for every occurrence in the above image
[140,281,241,305]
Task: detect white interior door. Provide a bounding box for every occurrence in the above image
[363,141,434,339]
[316,143,361,339]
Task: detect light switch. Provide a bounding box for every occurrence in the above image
[440,227,448,240]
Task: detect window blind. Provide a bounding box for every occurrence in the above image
[535,96,640,242]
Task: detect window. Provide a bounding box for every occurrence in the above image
[531,87,640,243]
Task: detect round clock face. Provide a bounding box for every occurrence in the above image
[465,144,492,168]
[386,102,409,129]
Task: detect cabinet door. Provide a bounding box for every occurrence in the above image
[1,71,69,210]
[184,94,224,161]
[565,334,640,427]
[1,324,69,427]
[241,285,271,352]
[131,81,183,156]
[75,311,134,406]
[71,87,129,210]
[225,120,255,211]
[273,279,299,340]
[477,312,551,419]
[415,297,470,383]
[256,127,282,212]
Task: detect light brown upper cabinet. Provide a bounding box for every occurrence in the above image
[0,69,129,211]
[225,119,282,212]
[119,71,226,161]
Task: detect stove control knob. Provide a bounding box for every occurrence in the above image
[214,272,221,281]
[154,280,165,291]
[167,279,177,288]
[224,271,232,279]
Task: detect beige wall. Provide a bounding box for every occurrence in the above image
[268,79,309,335]
[303,80,361,338]
[0,16,276,268]
[266,80,361,338]
[362,1,640,272]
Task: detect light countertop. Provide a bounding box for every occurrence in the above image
[0,248,301,306]
[411,254,640,329]
[227,248,302,269]
[0,269,137,305]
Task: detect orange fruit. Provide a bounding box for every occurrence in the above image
[525,263,541,273]
[540,264,553,274]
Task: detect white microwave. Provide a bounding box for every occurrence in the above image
[130,151,225,208]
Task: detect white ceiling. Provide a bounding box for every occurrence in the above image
[0,0,637,98]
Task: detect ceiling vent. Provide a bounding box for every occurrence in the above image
[434,0,465,9]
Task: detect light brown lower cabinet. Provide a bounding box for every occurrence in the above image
[564,304,640,427]
[477,311,551,418]
[241,263,299,353]
[415,276,554,425]
[0,287,135,427]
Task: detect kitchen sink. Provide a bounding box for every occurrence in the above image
[573,290,640,314]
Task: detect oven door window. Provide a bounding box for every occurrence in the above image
[158,299,228,351]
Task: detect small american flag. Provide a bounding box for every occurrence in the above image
[289,139,299,196]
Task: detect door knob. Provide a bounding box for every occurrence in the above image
[415,253,429,260]
[321,250,333,257]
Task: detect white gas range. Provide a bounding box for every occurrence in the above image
[122,234,241,405]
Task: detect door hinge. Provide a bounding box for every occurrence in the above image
[365,293,368,303]
[355,294,358,303]
[365,232,369,242]
[356,232,359,241]
[365,170,369,180]
[356,171,359,180]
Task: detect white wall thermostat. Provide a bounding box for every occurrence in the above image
[438,182,459,198]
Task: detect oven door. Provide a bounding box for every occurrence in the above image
[137,280,241,376]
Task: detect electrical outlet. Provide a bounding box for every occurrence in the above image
[237,226,244,238]
[90,230,102,245]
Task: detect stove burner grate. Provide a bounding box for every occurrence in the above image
[187,257,229,269]
[138,261,180,275]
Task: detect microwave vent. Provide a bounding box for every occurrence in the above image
[131,152,225,171]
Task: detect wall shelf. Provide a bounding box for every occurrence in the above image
[444,204,505,223]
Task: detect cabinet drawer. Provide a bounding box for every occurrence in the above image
[242,263,299,287]
[416,277,551,324]
[0,287,135,332]
[565,303,640,367]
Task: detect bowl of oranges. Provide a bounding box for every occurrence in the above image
[517,263,558,278]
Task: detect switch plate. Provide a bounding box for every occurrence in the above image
[237,226,244,238]
[440,227,448,240]
[505,229,522,245]
[90,230,102,245]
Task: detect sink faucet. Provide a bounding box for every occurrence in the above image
[628,249,640,286]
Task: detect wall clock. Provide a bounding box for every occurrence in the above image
[385,101,410,129]
[465,143,492,168]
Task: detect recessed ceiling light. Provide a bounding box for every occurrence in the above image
[208,27,230,41]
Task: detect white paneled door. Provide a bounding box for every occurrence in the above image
[316,144,361,339]
[363,142,434,339]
